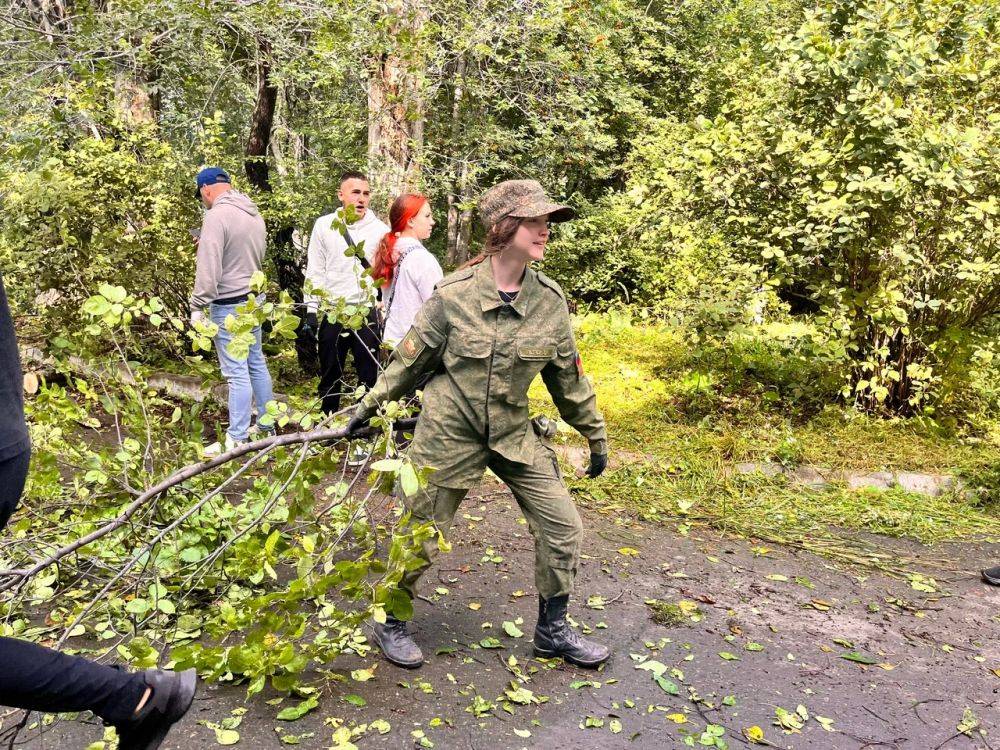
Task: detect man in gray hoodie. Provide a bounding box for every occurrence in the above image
[191,167,274,457]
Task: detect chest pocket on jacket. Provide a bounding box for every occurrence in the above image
[443,333,492,399]
[507,338,557,405]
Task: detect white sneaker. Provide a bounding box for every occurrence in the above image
[346,442,371,467]
[202,433,244,458]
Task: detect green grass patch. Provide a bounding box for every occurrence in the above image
[530,312,999,562]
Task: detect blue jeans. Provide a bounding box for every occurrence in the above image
[210,301,274,442]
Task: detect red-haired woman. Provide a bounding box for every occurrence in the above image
[372,194,443,348]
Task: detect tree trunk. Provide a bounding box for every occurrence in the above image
[445,54,473,267]
[244,39,315,374]
[245,44,278,193]
[446,159,474,267]
[367,0,426,208]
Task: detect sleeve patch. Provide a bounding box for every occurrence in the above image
[575,353,584,378]
[399,329,426,366]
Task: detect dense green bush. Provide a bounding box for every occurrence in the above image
[0,127,199,325]
[555,0,1000,415]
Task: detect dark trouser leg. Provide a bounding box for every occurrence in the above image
[0,449,146,725]
[350,310,382,391]
[317,320,348,415]
[295,318,319,377]
[0,446,30,531]
[0,637,146,725]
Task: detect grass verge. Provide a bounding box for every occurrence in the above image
[530,312,999,570]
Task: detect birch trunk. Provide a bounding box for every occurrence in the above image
[367,0,426,208]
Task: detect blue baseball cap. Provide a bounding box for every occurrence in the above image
[194,167,231,198]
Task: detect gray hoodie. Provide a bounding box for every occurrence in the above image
[190,190,266,312]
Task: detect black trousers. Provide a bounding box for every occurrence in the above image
[317,310,381,414]
[0,448,145,726]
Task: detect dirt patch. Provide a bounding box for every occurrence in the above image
[13,481,1000,749]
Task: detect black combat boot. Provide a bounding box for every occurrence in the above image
[372,615,424,668]
[533,595,610,668]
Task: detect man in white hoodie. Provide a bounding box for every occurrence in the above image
[304,171,389,415]
[191,167,275,457]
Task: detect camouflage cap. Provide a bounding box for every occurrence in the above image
[478,180,575,228]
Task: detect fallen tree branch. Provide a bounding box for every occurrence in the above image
[0,416,416,593]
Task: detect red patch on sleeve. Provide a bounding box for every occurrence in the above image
[576,353,584,378]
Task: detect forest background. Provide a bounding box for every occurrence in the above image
[0,0,998,739]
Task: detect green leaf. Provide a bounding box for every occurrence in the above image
[343,694,366,707]
[82,296,111,317]
[370,459,402,472]
[399,463,420,497]
[502,620,524,638]
[839,650,878,665]
[276,695,318,721]
[654,675,680,695]
[125,598,150,615]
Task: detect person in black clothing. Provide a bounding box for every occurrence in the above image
[0,274,196,749]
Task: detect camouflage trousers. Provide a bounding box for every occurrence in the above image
[398,435,583,602]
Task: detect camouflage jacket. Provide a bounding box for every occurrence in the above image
[357,259,607,488]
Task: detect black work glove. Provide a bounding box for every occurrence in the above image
[586,452,608,479]
[346,411,370,437]
[301,312,319,339]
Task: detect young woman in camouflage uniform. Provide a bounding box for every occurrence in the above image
[349,180,610,669]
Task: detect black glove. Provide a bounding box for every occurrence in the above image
[302,312,319,336]
[586,452,608,479]
[346,412,370,437]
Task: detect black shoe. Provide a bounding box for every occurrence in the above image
[982,565,1000,586]
[372,615,424,668]
[533,595,610,668]
[116,668,197,750]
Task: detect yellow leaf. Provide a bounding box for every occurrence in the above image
[876,663,896,670]
[744,725,765,744]
[678,600,699,615]
[350,666,376,682]
[618,547,640,557]
[468,602,482,611]
[666,713,687,724]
